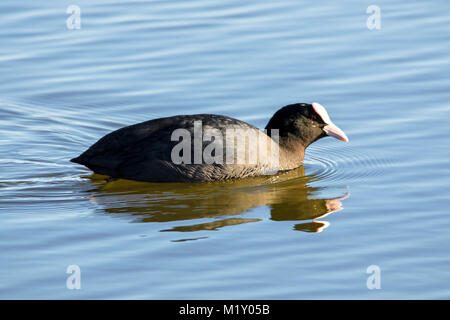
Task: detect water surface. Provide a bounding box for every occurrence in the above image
[1,0,450,299]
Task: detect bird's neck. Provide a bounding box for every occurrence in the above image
[265,121,309,171]
[277,135,306,171]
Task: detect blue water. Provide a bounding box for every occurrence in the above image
[1,0,450,299]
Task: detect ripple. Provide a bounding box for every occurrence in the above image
[304,144,392,184]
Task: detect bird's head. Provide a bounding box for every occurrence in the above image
[265,102,348,148]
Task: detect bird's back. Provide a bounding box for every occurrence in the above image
[71,114,280,182]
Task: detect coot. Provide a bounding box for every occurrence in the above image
[71,102,348,182]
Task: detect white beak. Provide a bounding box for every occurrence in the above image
[323,122,349,142]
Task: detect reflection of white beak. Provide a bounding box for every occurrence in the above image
[324,122,349,142]
[313,221,330,233]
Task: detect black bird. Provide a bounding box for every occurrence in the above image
[71,102,348,182]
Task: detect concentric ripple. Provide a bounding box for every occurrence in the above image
[304,144,392,184]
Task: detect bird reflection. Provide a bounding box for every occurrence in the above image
[84,166,349,234]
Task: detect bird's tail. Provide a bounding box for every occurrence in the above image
[70,156,83,164]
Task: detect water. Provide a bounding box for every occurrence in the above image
[1,0,450,299]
